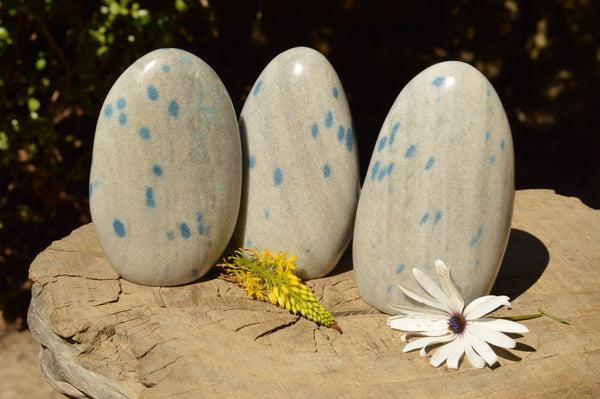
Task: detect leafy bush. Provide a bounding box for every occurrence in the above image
[0,0,218,325]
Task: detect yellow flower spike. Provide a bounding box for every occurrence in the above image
[268,291,278,305]
[218,248,341,332]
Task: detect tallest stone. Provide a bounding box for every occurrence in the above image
[353,61,514,314]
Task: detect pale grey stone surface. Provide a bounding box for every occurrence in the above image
[353,61,514,314]
[90,48,241,286]
[234,47,360,279]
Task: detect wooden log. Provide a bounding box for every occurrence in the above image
[28,189,600,398]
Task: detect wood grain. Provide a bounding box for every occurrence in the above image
[28,190,600,398]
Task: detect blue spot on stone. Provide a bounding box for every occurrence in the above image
[197,213,205,235]
[345,126,354,152]
[387,285,392,293]
[425,156,435,170]
[378,136,388,152]
[153,165,163,176]
[386,162,394,176]
[371,160,381,180]
[89,183,93,197]
[470,228,483,247]
[490,155,496,164]
[192,268,200,278]
[333,87,339,98]
[145,187,155,208]
[249,154,256,169]
[475,260,481,268]
[168,100,179,117]
[180,223,191,239]
[253,80,262,96]
[119,113,127,126]
[396,265,405,274]
[163,65,170,72]
[139,127,150,141]
[265,210,270,219]
[432,77,444,87]
[486,131,490,141]
[167,231,175,240]
[337,125,345,142]
[487,89,491,97]
[323,163,331,178]
[390,122,400,145]
[434,209,442,224]
[500,140,505,151]
[420,213,429,224]
[246,240,252,248]
[273,168,282,186]
[325,111,333,128]
[311,123,318,138]
[117,97,126,109]
[147,85,159,101]
[405,145,416,158]
[113,219,126,237]
[377,167,387,181]
[104,104,113,118]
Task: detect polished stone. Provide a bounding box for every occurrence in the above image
[234,47,360,279]
[90,48,241,286]
[353,61,514,314]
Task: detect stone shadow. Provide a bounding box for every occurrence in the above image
[490,228,550,299]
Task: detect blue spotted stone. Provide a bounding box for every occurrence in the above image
[90,48,242,286]
[234,47,360,279]
[354,61,514,313]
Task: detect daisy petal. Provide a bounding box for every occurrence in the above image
[389,304,447,317]
[464,295,512,320]
[466,331,498,367]
[412,267,452,308]
[403,334,454,353]
[464,341,486,368]
[473,318,530,333]
[445,337,467,369]
[468,324,517,348]
[434,260,465,312]
[387,316,448,332]
[430,338,463,368]
[397,284,452,313]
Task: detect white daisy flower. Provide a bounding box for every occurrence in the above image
[387,260,529,369]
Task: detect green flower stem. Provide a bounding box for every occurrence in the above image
[494,308,571,324]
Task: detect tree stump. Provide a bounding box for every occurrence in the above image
[28,189,600,398]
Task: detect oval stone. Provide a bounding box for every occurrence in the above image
[353,61,514,313]
[89,48,241,286]
[234,47,360,279]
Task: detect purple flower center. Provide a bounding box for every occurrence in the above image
[448,313,467,334]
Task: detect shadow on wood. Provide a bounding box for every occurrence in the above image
[491,228,550,299]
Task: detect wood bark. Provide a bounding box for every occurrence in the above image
[28,189,600,398]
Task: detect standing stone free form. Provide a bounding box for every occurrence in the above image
[234,47,360,279]
[90,48,241,286]
[353,61,514,314]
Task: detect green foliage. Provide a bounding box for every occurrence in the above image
[0,0,211,325]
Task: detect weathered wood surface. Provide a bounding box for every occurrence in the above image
[28,189,600,398]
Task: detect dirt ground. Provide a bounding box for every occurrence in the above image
[0,322,64,399]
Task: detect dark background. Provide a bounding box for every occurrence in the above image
[1,0,598,328]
